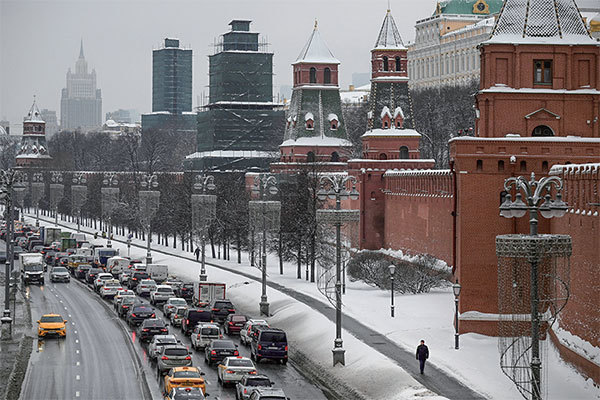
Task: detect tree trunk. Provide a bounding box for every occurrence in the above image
[310,234,316,283]
[210,233,216,258]
[279,231,283,275]
[297,240,302,279]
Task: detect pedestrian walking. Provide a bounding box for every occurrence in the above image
[194,247,200,261]
[416,339,429,374]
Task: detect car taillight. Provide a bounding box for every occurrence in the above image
[186,319,189,324]
[257,344,262,350]
[249,370,257,375]
[244,389,247,394]
[161,356,169,360]
[228,322,234,325]
[143,328,149,332]
[161,328,167,332]
[211,350,216,355]
[211,308,218,312]
[228,309,235,312]
[122,306,129,308]
[233,350,239,356]
[226,370,235,374]
[285,345,288,351]
[151,314,155,318]
[184,355,191,360]
[131,313,136,317]
[132,278,137,280]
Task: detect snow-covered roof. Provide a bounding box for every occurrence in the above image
[381,106,392,119]
[374,9,406,50]
[185,150,279,159]
[280,136,353,148]
[393,107,404,119]
[449,135,600,143]
[481,85,600,95]
[304,112,314,121]
[362,128,421,138]
[24,98,45,123]
[327,113,338,122]
[485,0,596,45]
[294,22,340,65]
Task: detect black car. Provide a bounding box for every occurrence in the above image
[204,339,238,366]
[126,304,156,326]
[138,318,168,342]
[209,299,236,323]
[13,246,24,260]
[85,268,103,284]
[176,283,194,300]
[181,309,213,336]
[128,271,150,289]
[44,251,56,265]
[75,264,92,279]
[118,296,140,317]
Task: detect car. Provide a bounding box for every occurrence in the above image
[113,293,135,311]
[13,246,24,260]
[170,306,188,327]
[37,313,67,338]
[117,296,140,317]
[164,387,206,400]
[59,257,70,268]
[99,279,123,299]
[85,267,104,284]
[204,339,238,366]
[148,334,179,360]
[113,289,135,304]
[138,318,168,342]
[53,252,68,266]
[176,283,194,300]
[126,304,156,326]
[94,272,114,291]
[150,285,175,305]
[163,298,188,317]
[181,309,213,336]
[208,299,236,323]
[164,279,183,292]
[66,248,77,255]
[240,319,268,346]
[119,269,132,285]
[74,264,92,279]
[136,279,157,297]
[224,314,248,335]
[44,251,56,266]
[128,270,150,289]
[164,366,206,395]
[0,251,6,263]
[248,388,288,400]
[191,323,221,351]
[50,266,70,283]
[156,344,192,375]
[217,356,257,386]
[250,328,288,364]
[31,245,45,253]
[236,375,273,400]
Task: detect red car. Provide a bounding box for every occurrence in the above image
[224,314,248,335]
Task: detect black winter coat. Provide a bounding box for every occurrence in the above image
[416,344,429,361]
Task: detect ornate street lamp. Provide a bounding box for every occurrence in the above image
[30,172,44,227]
[249,174,280,317]
[101,172,119,248]
[192,174,216,281]
[316,174,360,367]
[71,172,87,233]
[139,173,160,264]
[452,280,461,350]
[49,171,64,227]
[497,172,570,400]
[388,264,396,318]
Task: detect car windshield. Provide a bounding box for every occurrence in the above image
[231,315,246,322]
[157,287,173,292]
[175,309,186,316]
[173,371,200,378]
[165,348,188,356]
[143,320,165,327]
[228,359,253,367]
[157,338,177,345]
[260,332,286,342]
[122,297,136,304]
[135,306,153,312]
[53,267,68,273]
[172,299,186,305]
[182,284,193,289]
[172,389,204,399]
[213,340,235,349]
[25,265,43,272]
[105,282,120,287]
[40,316,63,323]
[246,378,271,387]
[201,328,219,336]
[214,302,233,308]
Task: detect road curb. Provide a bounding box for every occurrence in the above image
[3,335,34,400]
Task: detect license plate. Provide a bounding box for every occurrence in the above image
[269,346,279,350]
[221,352,231,355]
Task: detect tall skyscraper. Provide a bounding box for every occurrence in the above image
[40,109,59,137]
[152,38,192,113]
[60,40,102,131]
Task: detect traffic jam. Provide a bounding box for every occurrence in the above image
[13,223,291,400]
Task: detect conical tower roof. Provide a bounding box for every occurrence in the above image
[486,0,596,45]
[24,97,45,124]
[79,39,85,59]
[374,9,406,50]
[294,21,339,65]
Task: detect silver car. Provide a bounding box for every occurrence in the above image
[136,279,157,297]
[150,285,175,305]
[50,266,70,283]
[217,356,257,385]
[170,306,188,327]
[99,279,123,299]
[156,344,192,375]
[191,323,221,351]
[163,297,187,317]
[147,334,178,360]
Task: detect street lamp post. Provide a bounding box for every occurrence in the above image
[49,172,64,227]
[498,172,568,400]
[71,173,88,233]
[388,264,396,318]
[452,280,461,350]
[192,174,216,282]
[101,173,119,249]
[316,174,360,367]
[249,174,280,317]
[139,174,160,265]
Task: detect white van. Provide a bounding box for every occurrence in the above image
[146,264,168,282]
[107,256,130,276]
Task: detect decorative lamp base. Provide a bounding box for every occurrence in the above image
[199,274,207,282]
[146,256,152,264]
[332,346,345,366]
[259,300,269,317]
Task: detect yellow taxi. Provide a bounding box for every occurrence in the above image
[37,314,67,338]
[163,366,206,395]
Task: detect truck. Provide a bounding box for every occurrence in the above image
[43,227,62,246]
[146,264,168,283]
[75,247,94,258]
[20,253,45,285]
[192,282,226,308]
[61,238,77,252]
[93,247,119,269]
[106,256,130,276]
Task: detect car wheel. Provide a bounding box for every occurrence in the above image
[256,355,262,363]
[281,358,288,365]
[218,374,222,384]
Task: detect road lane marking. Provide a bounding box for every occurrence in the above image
[74,330,77,334]
[75,339,79,343]
[75,391,80,397]
[76,361,80,366]
[69,314,72,318]
[76,350,80,354]
[64,307,68,310]
[76,375,80,380]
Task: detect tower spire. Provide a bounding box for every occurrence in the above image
[79,38,84,59]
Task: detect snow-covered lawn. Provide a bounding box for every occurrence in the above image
[29,215,600,399]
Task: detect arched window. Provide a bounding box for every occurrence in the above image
[370,191,376,200]
[476,159,483,171]
[383,56,389,72]
[331,152,339,162]
[399,146,409,159]
[309,67,317,83]
[532,125,554,137]
[542,161,549,172]
[324,68,331,84]
[307,151,316,162]
[395,56,401,72]
[379,153,388,160]
[520,160,527,172]
[498,160,505,171]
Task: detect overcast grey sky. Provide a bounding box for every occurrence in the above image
[1,0,438,134]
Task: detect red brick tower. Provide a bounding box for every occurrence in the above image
[16,98,52,168]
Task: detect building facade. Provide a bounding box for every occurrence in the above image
[16,99,52,167]
[40,109,58,137]
[186,20,284,171]
[152,38,192,114]
[407,0,503,89]
[60,41,102,131]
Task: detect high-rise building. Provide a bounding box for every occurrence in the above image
[152,38,192,114]
[16,98,52,167]
[60,40,102,131]
[407,0,503,89]
[40,109,58,137]
[185,20,284,170]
